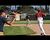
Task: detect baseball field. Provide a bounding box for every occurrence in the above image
[4,20,50,35]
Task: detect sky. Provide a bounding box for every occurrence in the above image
[32,5,45,9]
[11,5,19,10]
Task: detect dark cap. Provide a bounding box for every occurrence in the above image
[0,7,9,15]
[0,9,4,13]
[0,9,8,15]
[38,9,42,12]
[0,9,4,15]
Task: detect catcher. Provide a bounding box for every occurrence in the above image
[0,8,15,35]
[35,9,46,35]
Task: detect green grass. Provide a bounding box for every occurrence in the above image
[15,20,50,24]
[44,20,50,24]
[4,26,36,35]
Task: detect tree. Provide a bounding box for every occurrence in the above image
[0,5,6,10]
[17,5,36,15]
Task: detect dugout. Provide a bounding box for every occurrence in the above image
[28,15,50,20]
[44,15,50,20]
[27,15,50,20]
[20,14,50,21]
[23,15,50,20]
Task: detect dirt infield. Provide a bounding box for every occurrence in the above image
[4,24,50,35]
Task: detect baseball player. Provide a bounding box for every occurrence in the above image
[0,8,14,35]
[35,9,46,35]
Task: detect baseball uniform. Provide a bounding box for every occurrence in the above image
[35,11,46,35]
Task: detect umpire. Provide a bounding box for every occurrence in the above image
[26,14,31,27]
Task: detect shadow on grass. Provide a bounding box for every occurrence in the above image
[4,26,36,35]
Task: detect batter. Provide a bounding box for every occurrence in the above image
[35,9,46,35]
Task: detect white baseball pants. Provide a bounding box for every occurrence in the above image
[37,17,46,35]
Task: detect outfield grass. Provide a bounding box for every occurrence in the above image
[15,20,50,24]
[4,26,36,35]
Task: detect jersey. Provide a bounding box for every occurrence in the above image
[35,12,46,18]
